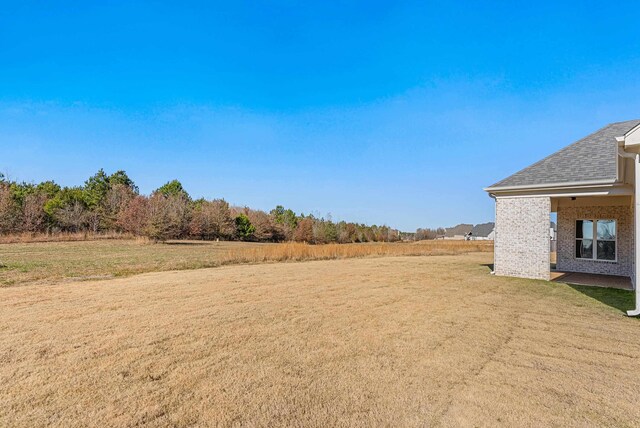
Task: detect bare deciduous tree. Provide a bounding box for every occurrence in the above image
[246,209,282,242]
[117,196,149,235]
[293,217,314,243]
[0,185,20,234]
[145,193,191,241]
[22,193,48,233]
[55,201,87,232]
[189,199,235,240]
[103,184,136,231]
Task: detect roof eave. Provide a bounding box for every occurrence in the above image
[484,178,619,193]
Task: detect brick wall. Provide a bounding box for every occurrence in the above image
[494,197,551,280]
[556,204,632,277]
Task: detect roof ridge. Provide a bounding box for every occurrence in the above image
[608,118,640,126]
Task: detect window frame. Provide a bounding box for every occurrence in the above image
[575,219,617,263]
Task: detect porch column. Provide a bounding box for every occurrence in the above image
[628,154,640,316]
[494,196,551,280]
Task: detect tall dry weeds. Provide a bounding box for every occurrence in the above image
[217,241,493,265]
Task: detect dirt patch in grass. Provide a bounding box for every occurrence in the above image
[1,253,638,426]
[0,239,492,287]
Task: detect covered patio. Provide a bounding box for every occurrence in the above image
[550,270,633,290]
[549,194,634,290]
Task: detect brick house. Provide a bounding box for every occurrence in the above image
[484,120,640,316]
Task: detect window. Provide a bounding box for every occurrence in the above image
[576,220,616,261]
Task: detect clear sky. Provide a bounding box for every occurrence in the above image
[2,1,640,231]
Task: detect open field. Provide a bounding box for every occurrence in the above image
[0,239,491,287]
[1,251,639,427]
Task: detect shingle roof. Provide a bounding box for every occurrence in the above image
[487,119,640,190]
[470,222,495,238]
[444,224,473,237]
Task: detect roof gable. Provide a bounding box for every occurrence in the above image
[470,222,495,238]
[486,120,640,191]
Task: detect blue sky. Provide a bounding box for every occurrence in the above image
[2,1,640,231]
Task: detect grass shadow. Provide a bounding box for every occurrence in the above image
[163,241,213,246]
[568,284,635,314]
[480,263,494,272]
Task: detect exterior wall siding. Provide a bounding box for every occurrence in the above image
[494,197,551,280]
[556,204,633,277]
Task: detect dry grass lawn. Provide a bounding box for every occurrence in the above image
[1,251,639,427]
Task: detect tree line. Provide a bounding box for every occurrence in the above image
[0,169,401,243]
[414,227,446,240]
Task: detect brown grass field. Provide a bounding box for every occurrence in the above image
[1,242,639,426]
[0,239,491,287]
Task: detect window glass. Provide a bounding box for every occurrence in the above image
[597,220,616,240]
[576,239,593,259]
[576,220,593,239]
[597,241,616,261]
